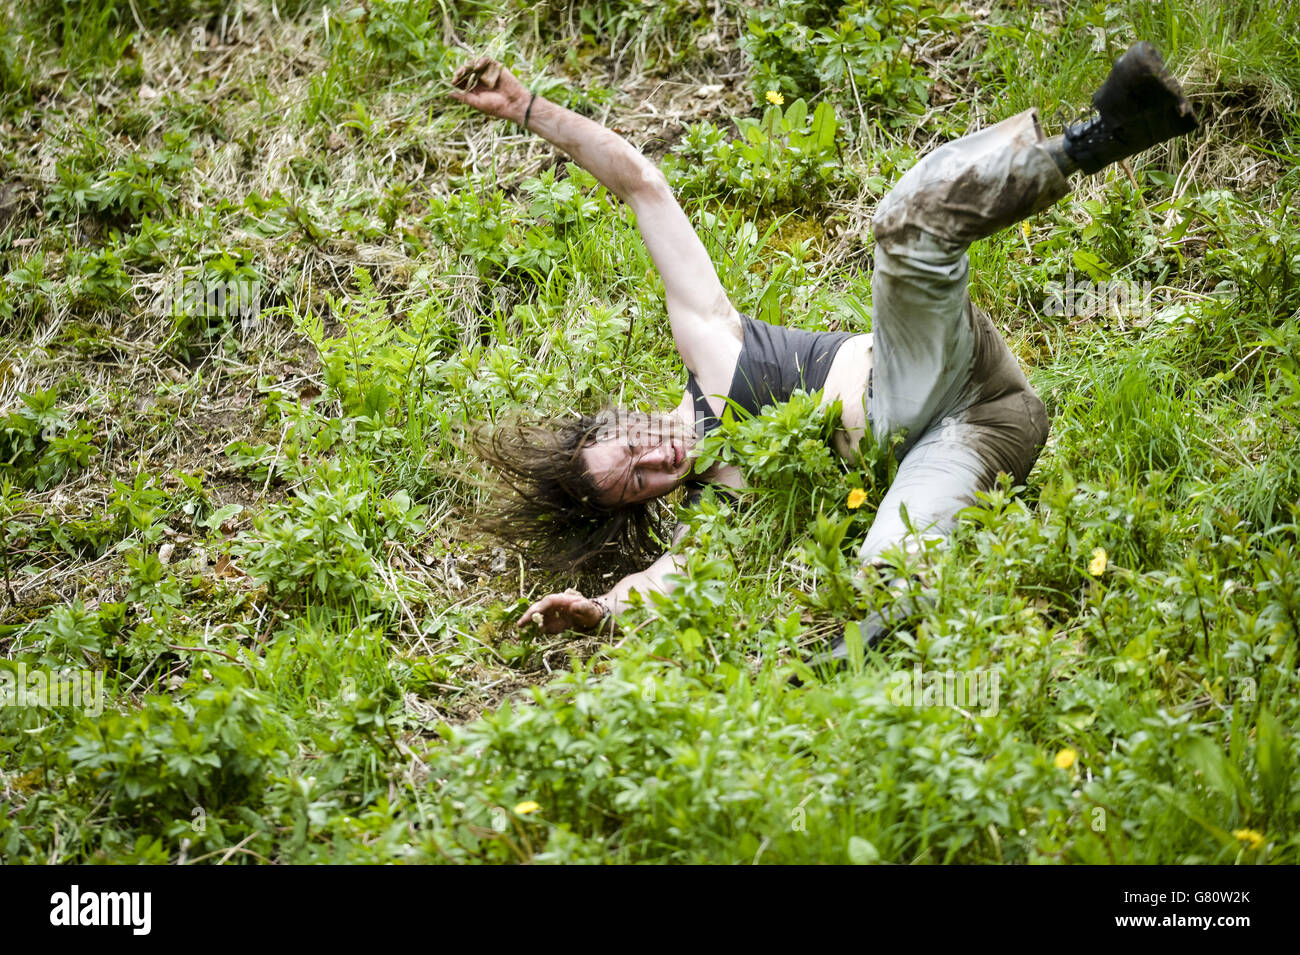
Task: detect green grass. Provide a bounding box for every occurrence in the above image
[0,0,1297,864]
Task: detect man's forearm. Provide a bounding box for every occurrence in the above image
[525,96,666,206]
[596,549,685,618]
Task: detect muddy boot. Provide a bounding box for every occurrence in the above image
[1058,41,1198,175]
[794,588,928,683]
[817,609,902,665]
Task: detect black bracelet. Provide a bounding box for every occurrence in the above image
[523,91,537,131]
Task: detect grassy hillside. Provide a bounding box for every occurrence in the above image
[1,0,1297,863]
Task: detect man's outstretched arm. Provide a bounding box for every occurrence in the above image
[450,57,741,397]
[515,525,689,635]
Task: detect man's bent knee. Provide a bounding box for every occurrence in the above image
[1015,389,1050,484]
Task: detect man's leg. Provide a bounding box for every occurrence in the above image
[863,38,1198,527]
[857,413,989,564]
[868,107,1068,450]
[861,108,1067,564]
[813,41,1198,666]
[858,316,1051,565]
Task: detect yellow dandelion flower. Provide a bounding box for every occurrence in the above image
[1088,547,1107,577]
[514,800,540,815]
[847,488,867,510]
[1054,748,1077,770]
[1233,828,1265,850]
[765,90,785,106]
[1021,221,1031,239]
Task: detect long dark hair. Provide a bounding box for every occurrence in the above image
[472,410,673,575]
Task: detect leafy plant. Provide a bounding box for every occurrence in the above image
[0,390,96,490]
[668,97,849,210]
[46,130,193,227]
[740,0,965,120]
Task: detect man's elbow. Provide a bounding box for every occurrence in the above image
[627,162,671,204]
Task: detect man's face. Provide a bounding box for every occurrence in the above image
[582,412,693,506]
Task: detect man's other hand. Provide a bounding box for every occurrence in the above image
[449,56,530,125]
[517,589,607,634]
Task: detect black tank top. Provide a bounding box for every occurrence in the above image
[686,314,856,436]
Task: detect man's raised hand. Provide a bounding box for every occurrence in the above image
[449,56,530,125]
[517,589,607,634]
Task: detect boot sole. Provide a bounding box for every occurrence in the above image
[1094,40,1199,134]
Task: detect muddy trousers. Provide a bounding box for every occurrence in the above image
[858,109,1070,565]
